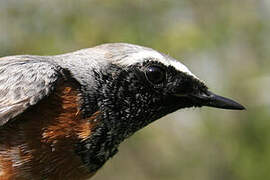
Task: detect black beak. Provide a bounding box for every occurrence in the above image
[188,90,246,110]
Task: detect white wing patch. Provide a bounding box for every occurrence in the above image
[116,50,198,79]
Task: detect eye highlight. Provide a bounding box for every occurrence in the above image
[145,66,166,84]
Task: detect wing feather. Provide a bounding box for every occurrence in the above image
[0,56,68,126]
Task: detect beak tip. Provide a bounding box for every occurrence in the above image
[201,91,246,111]
[221,98,246,111]
[237,104,246,111]
[231,104,246,111]
[210,102,246,111]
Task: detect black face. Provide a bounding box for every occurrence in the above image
[135,61,209,112]
[137,61,245,111]
[93,60,244,135]
[77,60,245,172]
[91,59,245,135]
[93,61,209,135]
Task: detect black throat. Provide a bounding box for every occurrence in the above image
[74,64,161,172]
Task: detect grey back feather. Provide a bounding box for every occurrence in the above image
[0,55,65,126]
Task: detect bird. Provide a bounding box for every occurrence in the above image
[0,43,245,180]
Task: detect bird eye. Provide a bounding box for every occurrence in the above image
[145,66,166,84]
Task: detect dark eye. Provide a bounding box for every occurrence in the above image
[145,66,166,84]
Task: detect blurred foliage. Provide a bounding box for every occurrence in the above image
[1,0,270,180]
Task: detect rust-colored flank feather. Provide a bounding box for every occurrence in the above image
[0,81,99,180]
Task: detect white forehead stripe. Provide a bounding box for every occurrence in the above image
[117,50,198,78]
[169,59,197,78]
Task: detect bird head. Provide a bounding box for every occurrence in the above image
[80,43,246,138]
[89,43,245,132]
[71,43,245,171]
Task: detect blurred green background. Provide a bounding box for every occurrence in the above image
[1,0,270,179]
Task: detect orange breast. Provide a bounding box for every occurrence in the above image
[0,81,99,180]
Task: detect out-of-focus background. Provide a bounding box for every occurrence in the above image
[1,0,269,179]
